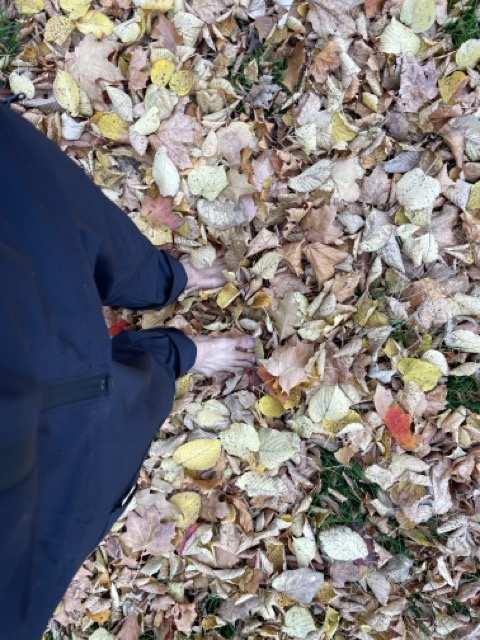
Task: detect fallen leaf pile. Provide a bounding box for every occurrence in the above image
[6,0,480,637]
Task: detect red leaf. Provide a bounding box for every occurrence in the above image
[109,319,131,337]
[177,522,201,557]
[384,403,419,451]
[140,194,184,230]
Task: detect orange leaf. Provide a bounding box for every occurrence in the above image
[384,403,419,451]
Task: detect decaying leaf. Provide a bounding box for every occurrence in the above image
[272,569,324,604]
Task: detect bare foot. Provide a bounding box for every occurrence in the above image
[190,335,256,376]
[182,256,227,295]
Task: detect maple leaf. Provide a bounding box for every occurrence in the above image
[303,242,348,285]
[262,341,314,394]
[140,194,184,230]
[384,403,419,451]
[310,40,343,84]
[65,34,123,104]
[150,100,204,170]
[301,204,342,244]
[120,506,176,555]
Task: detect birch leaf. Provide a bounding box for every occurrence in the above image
[220,423,260,460]
[288,159,333,193]
[398,358,442,391]
[456,39,480,69]
[44,16,75,45]
[9,73,35,99]
[396,169,440,210]
[53,71,80,116]
[172,438,221,470]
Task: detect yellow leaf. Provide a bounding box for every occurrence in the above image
[169,491,201,527]
[88,609,110,623]
[258,395,284,417]
[322,607,340,639]
[456,39,480,69]
[188,165,228,200]
[249,290,273,308]
[76,10,114,38]
[380,18,421,55]
[439,71,467,103]
[151,59,175,87]
[332,112,358,142]
[172,438,221,471]
[134,0,173,9]
[133,216,172,245]
[44,16,74,45]
[59,0,90,19]
[169,70,196,96]
[53,70,80,116]
[400,0,436,33]
[175,374,191,400]
[9,73,35,99]
[14,0,44,14]
[283,386,302,410]
[216,283,240,309]
[467,181,480,210]
[398,358,442,391]
[95,112,128,141]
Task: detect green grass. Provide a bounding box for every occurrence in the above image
[445,0,480,47]
[447,599,471,617]
[376,525,412,558]
[312,450,380,527]
[446,375,480,412]
[200,593,222,617]
[0,11,23,70]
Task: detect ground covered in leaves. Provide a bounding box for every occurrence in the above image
[4,0,480,637]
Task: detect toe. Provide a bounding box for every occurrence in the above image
[237,335,255,350]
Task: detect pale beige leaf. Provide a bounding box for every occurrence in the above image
[188,165,228,200]
[220,423,260,460]
[106,87,133,122]
[400,0,436,33]
[153,146,180,197]
[444,329,480,353]
[9,73,35,99]
[319,526,368,561]
[258,428,301,469]
[283,607,317,639]
[380,18,421,55]
[288,159,333,193]
[272,569,324,604]
[308,385,351,423]
[53,70,80,116]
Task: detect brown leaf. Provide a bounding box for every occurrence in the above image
[365,0,385,17]
[65,34,123,105]
[128,48,150,93]
[246,228,279,257]
[217,122,258,166]
[301,204,342,244]
[222,168,256,204]
[140,194,184,230]
[262,341,314,394]
[120,506,176,555]
[116,613,141,640]
[278,240,306,277]
[303,242,348,285]
[360,165,391,206]
[307,0,364,38]
[173,603,197,634]
[151,13,181,49]
[398,56,439,113]
[283,40,306,93]
[310,40,343,84]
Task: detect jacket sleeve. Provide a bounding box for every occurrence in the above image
[1,105,187,310]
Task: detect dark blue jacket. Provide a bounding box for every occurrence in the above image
[0,104,196,639]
